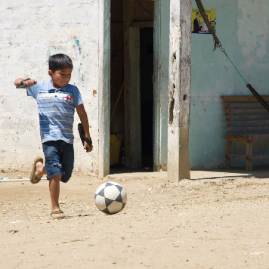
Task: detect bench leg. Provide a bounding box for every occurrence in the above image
[246,141,253,171]
[225,141,232,168]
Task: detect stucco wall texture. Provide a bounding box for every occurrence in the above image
[0,0,99,174]
[190,0,269,169]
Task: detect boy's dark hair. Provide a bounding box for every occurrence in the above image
[49,54,73,72]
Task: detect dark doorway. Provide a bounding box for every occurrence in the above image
[110,0,125,168]
[140,28,154,168]
[110,1,154,173]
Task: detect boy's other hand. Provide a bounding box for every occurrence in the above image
[14,78,37,87]
[24,79,37,87]
[84,141,93,153]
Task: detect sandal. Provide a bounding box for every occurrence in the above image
[51,210,66,219]
[30,157,43,184]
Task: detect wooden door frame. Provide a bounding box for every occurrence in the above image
[153,0,170,171]
[98,0,111,178]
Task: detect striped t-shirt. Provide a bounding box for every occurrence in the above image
[27,80,83,144]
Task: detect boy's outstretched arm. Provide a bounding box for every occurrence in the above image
[14,78,37,87]
[76,104,93,153]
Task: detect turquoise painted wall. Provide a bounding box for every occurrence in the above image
[190,0,269,169]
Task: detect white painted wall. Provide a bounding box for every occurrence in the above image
[0,0,101,175]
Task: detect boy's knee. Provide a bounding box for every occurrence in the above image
[49,174,62,182]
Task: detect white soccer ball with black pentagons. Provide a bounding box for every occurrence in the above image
[94,182,127,214]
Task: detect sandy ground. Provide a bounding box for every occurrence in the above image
[1,168,269,269]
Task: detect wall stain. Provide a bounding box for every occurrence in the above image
[73,37,82,55]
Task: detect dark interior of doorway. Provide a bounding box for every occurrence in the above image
[110,0,125,170]
[110,0,154,173]
[110,27,154,172]
[140,28,154,169]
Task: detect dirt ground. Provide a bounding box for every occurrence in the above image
[1,168,269,269]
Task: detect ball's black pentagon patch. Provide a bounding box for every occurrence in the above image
[97,188,105,197]
[105,182,113,187]
[102,208,110,214]
[115,193,122,203]
[105,197,114,207]
[115,184,122,192]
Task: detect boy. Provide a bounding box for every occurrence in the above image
[14,53,93,219]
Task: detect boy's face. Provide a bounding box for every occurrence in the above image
[48,67,72,88]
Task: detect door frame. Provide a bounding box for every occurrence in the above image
[153,0,170,171]
[98,0,111,178]
[99,0,170,177]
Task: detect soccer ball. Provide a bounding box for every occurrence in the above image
[94,182,127,214]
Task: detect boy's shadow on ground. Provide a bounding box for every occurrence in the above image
[63,213,94,219]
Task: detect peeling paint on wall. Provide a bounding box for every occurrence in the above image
[73,37,82,55]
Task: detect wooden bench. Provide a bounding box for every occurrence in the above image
[221,95,269,170]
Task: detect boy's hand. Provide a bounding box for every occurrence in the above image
[77,106,93,153]
[84,133,93,153]
[14,78,37,88]
[78,122,93,153]
[24,79,37,87]
[84,141,93,153]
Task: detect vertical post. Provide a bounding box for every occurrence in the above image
[167,0,192,182]
[153,0,170,171]
[98,0,111,178]
[123,0,142,168]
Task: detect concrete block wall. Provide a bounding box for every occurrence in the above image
[0,0,100,175]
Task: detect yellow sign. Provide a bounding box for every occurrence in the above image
[192,8,216,34]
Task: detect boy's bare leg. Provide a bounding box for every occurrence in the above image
[49,175,65,218]
[35,161,64,218]
[36,161,46,178]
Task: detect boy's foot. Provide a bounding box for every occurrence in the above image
[30,157,43,184]
[50,210,66,219]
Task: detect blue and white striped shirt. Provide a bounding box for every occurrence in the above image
[27,80,83,144]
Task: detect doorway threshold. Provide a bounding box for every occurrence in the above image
[110,166,154,175]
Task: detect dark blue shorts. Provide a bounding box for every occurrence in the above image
[42,140,74,183]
